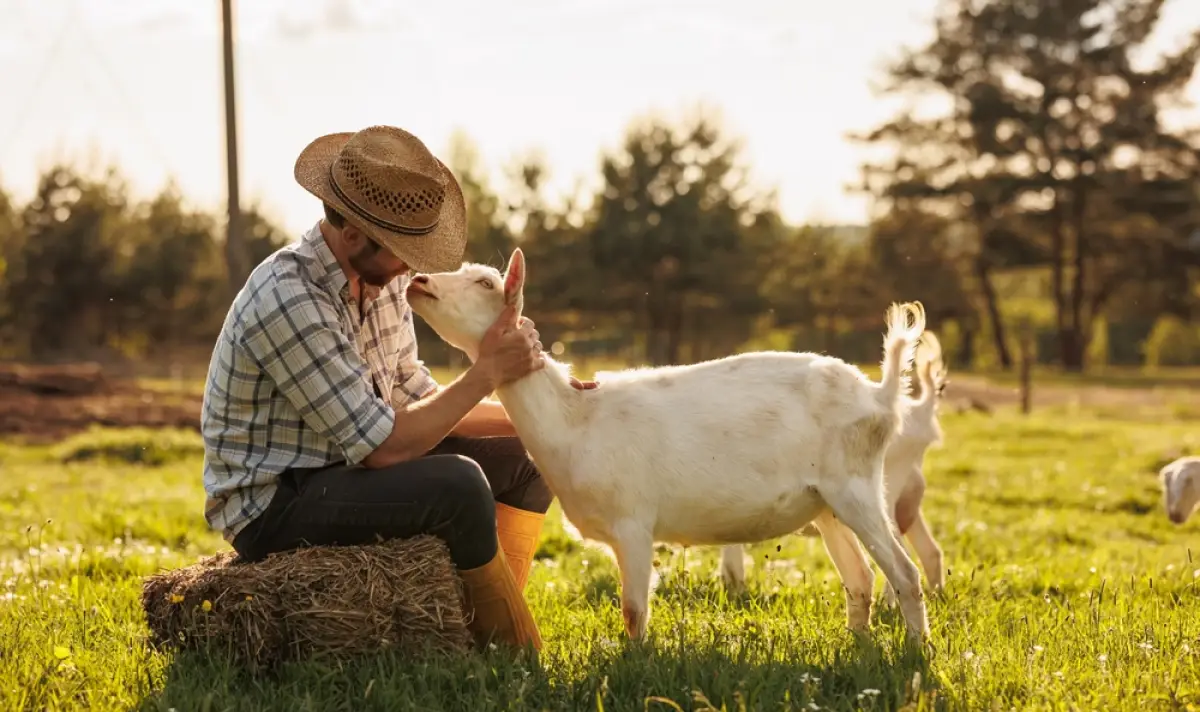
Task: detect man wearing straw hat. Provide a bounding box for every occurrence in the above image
[200,125,593,654]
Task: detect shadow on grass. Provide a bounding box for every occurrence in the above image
[581,567,813,615]
[138,629,939,712]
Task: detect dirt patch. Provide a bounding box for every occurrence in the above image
[0,362,202,444]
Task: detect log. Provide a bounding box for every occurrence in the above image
[0,362,110,396]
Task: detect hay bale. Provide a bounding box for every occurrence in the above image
[141,535,473,670]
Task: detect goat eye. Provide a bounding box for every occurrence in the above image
[477,278,494,290]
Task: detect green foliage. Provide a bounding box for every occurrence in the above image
[0,164,292,363]
[583,110,779,364]
[857,0,1200,371]
[2,394,1199,710]
[1142,315,1200,367]
[0,42,1198,371]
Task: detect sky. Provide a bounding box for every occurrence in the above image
[1,0,1199,237]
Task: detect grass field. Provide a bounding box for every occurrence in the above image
[2,388,1199,710]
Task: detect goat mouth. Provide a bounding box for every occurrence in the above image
[406,283,437,300]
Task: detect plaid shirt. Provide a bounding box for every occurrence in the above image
[200,220,439,542]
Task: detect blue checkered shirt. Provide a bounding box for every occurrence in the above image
[201,220,439,542]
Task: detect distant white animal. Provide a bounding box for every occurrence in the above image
[1160,456,1200,525]
[716,331,949,600]
[407,248,931,642]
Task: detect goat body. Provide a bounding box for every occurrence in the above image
[407,248,932,642]
[1161,456,1200,525]
[716,331,949,601]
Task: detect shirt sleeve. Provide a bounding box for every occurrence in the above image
[239,273,395,465]
[393,362,440,406]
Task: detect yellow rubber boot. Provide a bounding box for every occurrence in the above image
[457,547,543,652]
[495,502,546,591]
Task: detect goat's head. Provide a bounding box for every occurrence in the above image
[406,248,527,362]
[1160,457,1200,525]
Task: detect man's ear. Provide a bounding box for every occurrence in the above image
[503,248,526,316]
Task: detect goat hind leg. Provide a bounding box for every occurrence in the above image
[719,545,746,591]
[885,475,926,607]
[821,479,930,641]
[906,510,945,592]
[812,511,875,633]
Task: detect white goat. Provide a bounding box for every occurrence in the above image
[406,248,932,642]
[1160,456,1200,525]
[717,332,949,599]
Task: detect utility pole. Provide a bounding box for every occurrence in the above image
[221,0,245,297]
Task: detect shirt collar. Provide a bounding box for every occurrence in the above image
[300,220,390,303]
[301,220,350,296]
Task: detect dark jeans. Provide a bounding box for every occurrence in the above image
[231,436,552,570]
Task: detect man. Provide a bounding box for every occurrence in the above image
[200,125,593,654]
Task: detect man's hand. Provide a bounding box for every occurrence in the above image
[473,305,545,389]
[570,377,598,390]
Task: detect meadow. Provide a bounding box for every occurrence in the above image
[1,370,1198,711]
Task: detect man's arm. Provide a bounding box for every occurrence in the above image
[239,279,400,466]
[451,398,517,438]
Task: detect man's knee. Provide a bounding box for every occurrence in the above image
[427,454,496,521]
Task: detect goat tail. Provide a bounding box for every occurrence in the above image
[877,301,927,409]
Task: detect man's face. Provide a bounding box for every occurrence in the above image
[344,226,409,287]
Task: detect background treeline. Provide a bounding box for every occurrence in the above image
[2,0,1199,375]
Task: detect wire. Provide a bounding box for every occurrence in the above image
[70,0,173,173]
[0,7,76,163]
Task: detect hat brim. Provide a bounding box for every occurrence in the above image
[293,132,468,274]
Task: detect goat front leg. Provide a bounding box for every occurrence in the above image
[610,521,655,641]
[719,545,746,591]
[821,477,930,642]
[812,511,876,633]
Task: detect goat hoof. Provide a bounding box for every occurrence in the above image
[622,604,647,640]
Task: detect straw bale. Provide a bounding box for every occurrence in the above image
[141,535,473,670]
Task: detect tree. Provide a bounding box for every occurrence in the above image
[857,0,1200,371]
[445,130,515,266]
[585,110,775,365]
[0,181,21,354]
[4,164,131,358]
[115,183,226,355]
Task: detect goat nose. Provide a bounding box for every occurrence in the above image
[412,275,429,284]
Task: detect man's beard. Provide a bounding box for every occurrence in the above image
[349,249,398,287]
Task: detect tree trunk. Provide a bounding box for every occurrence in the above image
[974,256,1012,369]
[664,293,685,365]
[1062,182,1089,372]
[645,287,671,366]
[958,320,976,369]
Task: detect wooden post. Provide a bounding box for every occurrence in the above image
[221,0,245,297]
[1018,318,1033,415]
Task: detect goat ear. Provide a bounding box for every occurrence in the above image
[503,248,526,310]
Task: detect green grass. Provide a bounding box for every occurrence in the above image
[2,405,1199,711]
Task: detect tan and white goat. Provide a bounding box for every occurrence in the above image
[407,248,932,642]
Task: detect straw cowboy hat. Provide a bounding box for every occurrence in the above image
[294,125,467,273]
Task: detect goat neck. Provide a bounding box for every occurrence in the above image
[493,358,582,458]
